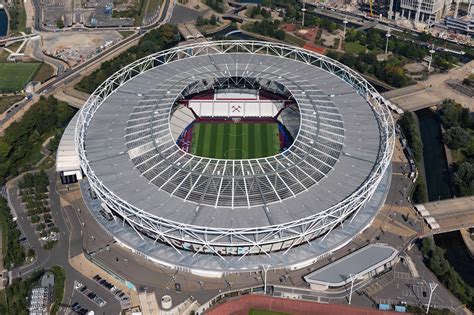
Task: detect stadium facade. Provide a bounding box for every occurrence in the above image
[62,41,394,273]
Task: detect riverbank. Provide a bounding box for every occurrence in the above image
[460,228,474,259]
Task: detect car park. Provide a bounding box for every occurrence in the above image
[73,280,107,307]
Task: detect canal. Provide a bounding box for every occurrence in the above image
[415,107,473,286]
[416,108,452,201]
[0,9,7,37]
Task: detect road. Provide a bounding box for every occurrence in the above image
[0,0,174,132]
[29,36,68,75]
[382,60,474,112]
[370,247,466,314]
[6,170,122,313]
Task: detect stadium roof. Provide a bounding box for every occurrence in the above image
[83,52,381,229]
[304,244,398,287]
[56,111,80,174]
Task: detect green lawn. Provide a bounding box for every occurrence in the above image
[344,41,367,55]
[0,63,41,93]
[191,122,281,159]
[249,309,289,315]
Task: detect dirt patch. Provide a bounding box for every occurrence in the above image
[404,63,426,74]
[41,31,123,66]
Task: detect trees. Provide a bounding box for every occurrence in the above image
[50,266,66,315]
[246,19,284,41]
[0,97,75,184]
[443,127,471,150]
[438,101,474,197]
[204,0,224,13]
[412,177,428,203]
[56,18,65,29]
[1,269,45,314]
[453,162,474,196]
[420,238,474,310]
[439,100,472,130]
[399,113,423,163]
[0,198,26,268]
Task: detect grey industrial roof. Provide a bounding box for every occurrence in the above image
[304,243,398,287]
[83,53,382,229]
[56,111,80,173]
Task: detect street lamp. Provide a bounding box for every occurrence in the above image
[301,2,306,27]
[385,31,391,54]
[262,265,270,294]
[426,282,438,313]
[343,18,348,39]
[428,48,435,72]
[348,274,357,304]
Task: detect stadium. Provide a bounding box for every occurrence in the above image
[71,41,395,273]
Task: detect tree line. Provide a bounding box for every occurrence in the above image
[204,0,224,13]
[327,50,412,88]
[196,14,218,26]
[247,5,271,19]
[0,96,75,185]
[0,197,26,268]
[438,100,473,197]
[398,112,428,203]
[76,24,180,95]
[245,19,285,41]
[421,238,474,310]
[345,29,459,72]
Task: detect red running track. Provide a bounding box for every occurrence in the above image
[205,295,406,315]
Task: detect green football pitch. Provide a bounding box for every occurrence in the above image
[0,63,41,93]
[191,122,281,159]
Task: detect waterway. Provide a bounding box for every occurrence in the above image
[433,231,474,287]
[415,108,473,286]
[415,108,453,201]
[0,9,7,37]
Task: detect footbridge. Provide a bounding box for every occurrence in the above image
[0,33,39,46]
[414,196,474,236]
[382,60,474,112]
[356,21,378,31]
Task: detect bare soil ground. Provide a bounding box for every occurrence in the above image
[403,63,426,74]
[41,31,123,66]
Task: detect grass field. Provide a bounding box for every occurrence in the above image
[0,63,41,93]
[344,41,367,55]
[191,122,281,159]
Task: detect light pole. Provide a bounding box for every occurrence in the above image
[426,282,438,313]
[385,31,391,54]
[348,274,357,304]
[428,48,435,72]
[343,18,348,39]
[301,1,306,27]
[262,265,270,294]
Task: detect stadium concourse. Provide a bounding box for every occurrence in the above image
[58,41,395,275]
